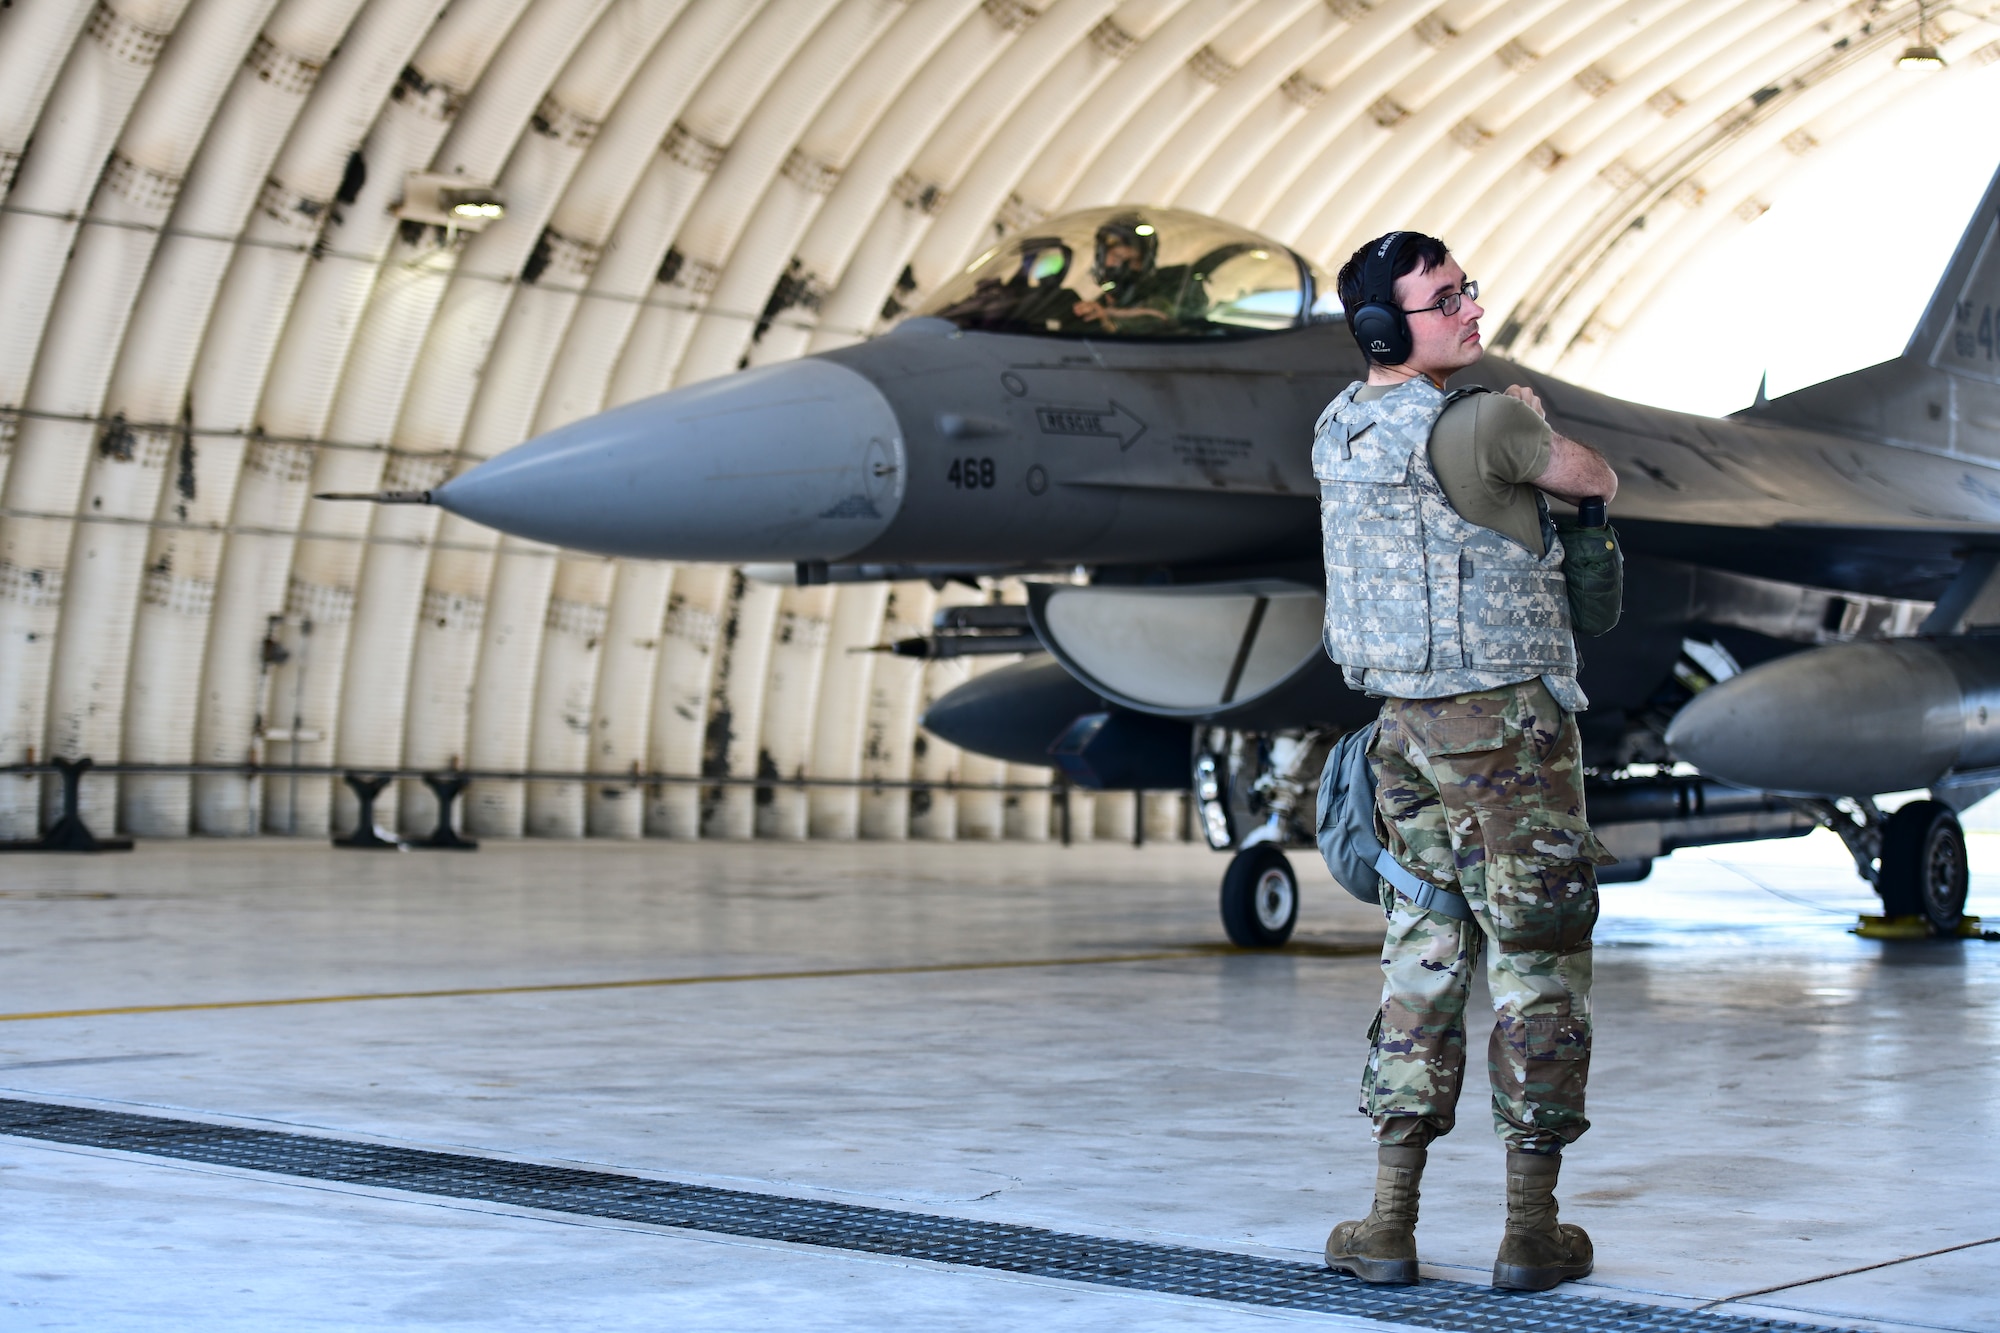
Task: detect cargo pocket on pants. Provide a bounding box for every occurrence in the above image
[1501,1006,1592,1142]
[1494,1008,1591,1074]
[1525,1010,1590,1061]
[1358,1008,1386,1117]
[1474,809,1613,955]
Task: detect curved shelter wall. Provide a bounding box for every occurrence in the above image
[0,0,1993,840]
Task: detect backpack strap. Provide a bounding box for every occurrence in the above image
[1373,848,1476,921]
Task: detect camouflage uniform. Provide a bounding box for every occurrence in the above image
[1314,379,1612,1155]
[1364,680,1611,1152]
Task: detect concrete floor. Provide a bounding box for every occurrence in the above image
[2,830,1998,1330]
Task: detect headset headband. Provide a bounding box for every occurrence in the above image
[1362,230,1405,308]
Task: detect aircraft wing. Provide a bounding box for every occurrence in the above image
[1511,158,2000,603]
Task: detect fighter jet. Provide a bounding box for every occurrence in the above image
[366,172,2000,948]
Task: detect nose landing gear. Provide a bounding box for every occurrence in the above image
[1220,844,1300,947]
[1197,727,1332,949]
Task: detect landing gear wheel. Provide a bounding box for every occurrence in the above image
[1220,845,1299,948]
[1877,799,1968,934]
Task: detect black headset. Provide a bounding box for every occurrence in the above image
[1348,230,1412,365]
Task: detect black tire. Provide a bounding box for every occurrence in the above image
[1220,845,1299,948]
[1877,799,1968,934]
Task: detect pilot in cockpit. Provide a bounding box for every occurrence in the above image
[1069,215,1184,332]
[929,237,1075,332]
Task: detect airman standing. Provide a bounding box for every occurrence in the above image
[1316,231,1619,1292]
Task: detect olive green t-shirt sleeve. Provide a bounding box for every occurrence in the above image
[1427,392,1552,555]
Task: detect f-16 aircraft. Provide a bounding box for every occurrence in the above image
[354,170,2000,948]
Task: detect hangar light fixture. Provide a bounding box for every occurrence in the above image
[396,171,507,231]
[1899,2,1946,69]
[443,189,506,221]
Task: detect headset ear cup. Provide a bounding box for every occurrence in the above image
[1350,301,1411,365]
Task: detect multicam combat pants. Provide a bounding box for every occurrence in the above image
[1361,679,1615,1155]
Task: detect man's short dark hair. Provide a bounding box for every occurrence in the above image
[1336,232,1451,357]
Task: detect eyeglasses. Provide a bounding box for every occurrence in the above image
[1404,280,1478,318]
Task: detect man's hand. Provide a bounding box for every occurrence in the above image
[1072,298,1116,331]
[1504,383,1545,418]
[1506,382,1618,504]
[1072,298,1167,331]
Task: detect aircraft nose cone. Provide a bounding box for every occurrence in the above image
[433,359,905,561]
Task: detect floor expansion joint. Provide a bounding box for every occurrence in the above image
[0,1096,1839,1331]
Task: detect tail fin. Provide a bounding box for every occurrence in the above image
[1735,157,2000,449]
[1906,156,2000,384]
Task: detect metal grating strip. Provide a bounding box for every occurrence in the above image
[0,1097,1832,1331]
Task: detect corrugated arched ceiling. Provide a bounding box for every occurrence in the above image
[2,0,1997,845]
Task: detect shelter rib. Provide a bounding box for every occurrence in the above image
[1,0,1994,844]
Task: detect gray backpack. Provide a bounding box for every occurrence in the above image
[1315,723,1473,920]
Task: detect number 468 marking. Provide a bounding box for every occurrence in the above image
[947,457,996,489]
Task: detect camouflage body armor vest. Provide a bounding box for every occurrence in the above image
[1313,378,1586,712]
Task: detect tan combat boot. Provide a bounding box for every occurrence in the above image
[1323,1144,1425,1284]
[1492,1149,1593,1290]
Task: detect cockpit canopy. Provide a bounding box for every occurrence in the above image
[917,206,1339,340]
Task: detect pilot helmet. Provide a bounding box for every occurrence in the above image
[1014,237,1072,287]
[1092,213,1158,285]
